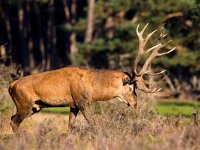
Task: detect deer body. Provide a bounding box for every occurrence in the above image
[9,66,136,132]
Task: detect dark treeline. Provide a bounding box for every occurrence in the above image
[0,0,87,74]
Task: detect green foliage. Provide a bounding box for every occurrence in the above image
[72,0,199,71]
[187,0,200,21]
[61,18,86,33]
[103,0,134,12]
[155,50,200,67]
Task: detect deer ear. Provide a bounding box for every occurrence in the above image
[122,77,131,86]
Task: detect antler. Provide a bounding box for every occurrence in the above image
[133,23,176,93]
[134,23,157,76]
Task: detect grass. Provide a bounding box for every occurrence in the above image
[156,101,200,117]
[42,107,70,114]
[1,100,200,150]
[42,100,200,117]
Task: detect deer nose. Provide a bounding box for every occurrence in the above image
[128,101,137,108]
[134,103,137,108]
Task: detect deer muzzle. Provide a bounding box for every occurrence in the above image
[128,101,137,108]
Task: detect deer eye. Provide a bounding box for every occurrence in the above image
[122,77,130,86]
[129,87,133,91]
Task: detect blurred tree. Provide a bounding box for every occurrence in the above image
[85,0,95,43]
[0,0,199,77]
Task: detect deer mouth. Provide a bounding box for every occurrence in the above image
[115,96,137,108]
[127,101,137,108]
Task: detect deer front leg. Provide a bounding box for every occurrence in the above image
[79,105,96,126]
[73,94,96,129]
[68,107,79,132]
[75,99,96,127]
[78,103,98,135]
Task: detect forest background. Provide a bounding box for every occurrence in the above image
[0,1,200,149]
[0,0,199,100]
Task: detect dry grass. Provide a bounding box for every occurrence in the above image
[0,64,200,150]
[0,101,200,150]
[0,64,15,115]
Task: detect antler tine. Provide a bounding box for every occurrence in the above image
[138,46,161,75]
[134,24,146,76]
[148,87,162,93]
[137,85,162,93]
[138,32,176,75]
[144,43,162,55]
[136,23,149,39]
[158,46,176,56]
[134,57,142,76]
[134,23,157,76]
[140,23,149,36]
[136,23,157,52]
[144,69,166,76]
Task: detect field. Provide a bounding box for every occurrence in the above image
[0,99,200,150]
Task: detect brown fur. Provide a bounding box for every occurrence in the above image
[8,66,137,132]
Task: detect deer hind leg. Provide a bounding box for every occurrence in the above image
[9,86,40,133]
[10,102,35,133]
[11,102,43,133]
[10,113,25,133]
[10,110,32,133]
[68,107,79,132]
[72,92,96,129]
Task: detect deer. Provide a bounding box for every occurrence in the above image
[8,23,175,133]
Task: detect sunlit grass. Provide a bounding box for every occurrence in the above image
[156,101,200,116]
[42,107,70,114]
[42,100,200,117]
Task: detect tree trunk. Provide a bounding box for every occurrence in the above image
[18,1,30,75]
[1,0,13,63]
[50,0,57,69]
[62,0,72,65]
[46,0,57,70]
[70,0,78,64]
[85,0,95,43]
[63,0,78,65]
[24,0,34,69]
[32,0,46,70]
[63,0,70,21]
[69,32,78,64]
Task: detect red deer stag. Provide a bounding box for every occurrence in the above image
[8,24,175,132]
